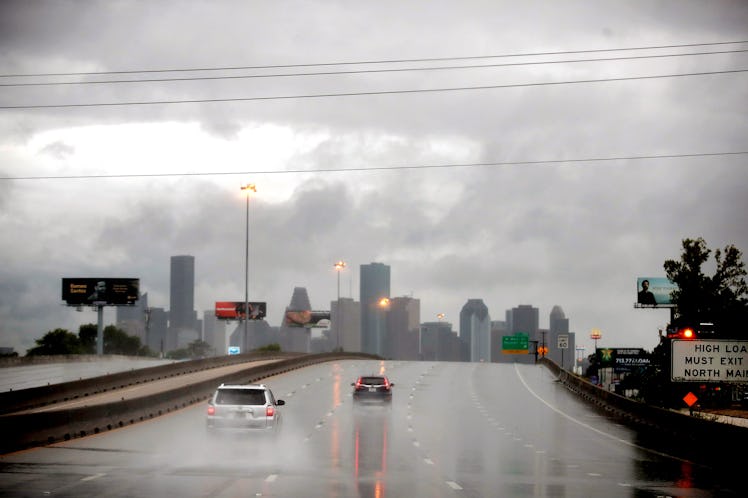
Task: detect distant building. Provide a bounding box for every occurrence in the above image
[420,321,461,361]
[116,292,148,342]
[203,309,225,356]
[146,307,168,355]
[168,255,199,350]
[490,320,510,363]
[331,297,361,352]
[360,263,390,356]
[548,305,576,370]
[388,296,420,359]
[278,287,313,353]
[506,304,539,365]
[460,299,491,362]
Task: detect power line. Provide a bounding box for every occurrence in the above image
[1,39,746,78]
[3,151,746,181]
[2,49,746,88]
[1,68,745,110]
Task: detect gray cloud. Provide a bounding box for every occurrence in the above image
[1,0,747,355]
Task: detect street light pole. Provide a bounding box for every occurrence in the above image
[334,261,346,351]
[241,183,256,353]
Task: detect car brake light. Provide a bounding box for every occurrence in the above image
[207,405,215,416]
[266,405,275,417]
[355,379,362,389]
[384,378,390,389]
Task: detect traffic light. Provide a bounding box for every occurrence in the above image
[680,327,695,339]
[666,325,696,339]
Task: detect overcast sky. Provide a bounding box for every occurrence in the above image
[1,1,747,356]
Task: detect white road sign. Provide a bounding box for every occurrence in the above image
[671,339,748,382]
[557,334,569,349]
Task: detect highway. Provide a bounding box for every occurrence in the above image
[0,359,744,497]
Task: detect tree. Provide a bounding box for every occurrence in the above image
[26,329,81,356]
[78,324,98,354]
[664,237,748,338]
[104,325,144,355]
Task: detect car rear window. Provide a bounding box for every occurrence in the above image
[361,377,386,385]
[215,389,266,405]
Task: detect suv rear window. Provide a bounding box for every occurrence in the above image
[215,389,266,405]
[361,377,386,385]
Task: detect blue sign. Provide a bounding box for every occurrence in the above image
[228,346,240,355]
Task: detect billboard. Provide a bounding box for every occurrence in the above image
[62,278,139,306]
[671,339,748,383]
[597,348,651,373]
[284,310,331,328]
[214,301,266,320]
[636,277,677,307]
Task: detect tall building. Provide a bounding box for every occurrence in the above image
[203,309,225,356]
[548,305,576,370]
[360,263,390,356]
[331,297,361,352]
[388,296,420,359]
[116,292,148,342]
[420,320,461,361]
[168,255,199,350]
[146,307,168,355]
[506,304,539,365]
[459,299,491,362]
[279,287,313,353]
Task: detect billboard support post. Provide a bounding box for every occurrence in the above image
[97,305,104,356]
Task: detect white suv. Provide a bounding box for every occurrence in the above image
[206,383,285,435]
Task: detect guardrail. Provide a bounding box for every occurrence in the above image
[0,352,378,454]
[541,357,748,471]
[0,351,303,415]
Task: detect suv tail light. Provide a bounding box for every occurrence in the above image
[383,378,390,389]
[355,378,363,390]
[266,405,275,417]
[207,404,215,416]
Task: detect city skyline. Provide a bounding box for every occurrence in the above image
[2,2,746,356]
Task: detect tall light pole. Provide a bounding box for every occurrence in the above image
[241,183,256,352]
[334,261,346,350]
[590,328,603,386]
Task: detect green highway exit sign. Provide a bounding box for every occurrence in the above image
[502,333,529,354]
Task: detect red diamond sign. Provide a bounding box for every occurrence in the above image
[683,392,698,407]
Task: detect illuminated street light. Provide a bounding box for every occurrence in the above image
[240,183,256,352]
[334,260,346,350]
[378,297,390,308]
[590,328,602,351]
[334,261,346,301]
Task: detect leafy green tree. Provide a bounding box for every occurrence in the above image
[104,325,144,355]
[26,329,81,356]
[186,339,212,358]
[664,237,748,338]
[78,324,98,354]
[254,343,281,352]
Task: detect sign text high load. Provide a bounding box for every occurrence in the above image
[671,339,748,382]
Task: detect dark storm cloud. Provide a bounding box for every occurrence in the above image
[1,0,747,354]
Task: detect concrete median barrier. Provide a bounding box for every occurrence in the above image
[0,352,378,454]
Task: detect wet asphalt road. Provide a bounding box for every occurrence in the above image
[0,359,744,497]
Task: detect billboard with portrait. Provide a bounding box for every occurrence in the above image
[62,278,139,306]
[215,301,266,320]
[636,277,677,307]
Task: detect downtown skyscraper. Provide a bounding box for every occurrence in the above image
[168,255,199,350]
[360,262,390,356]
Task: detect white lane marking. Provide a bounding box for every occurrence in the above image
[265,474,278,483]
[446,481,463,490]
[512,363,692,462]
[424,458,434,465]
[413,441,420,448]
[81,473,105,482]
